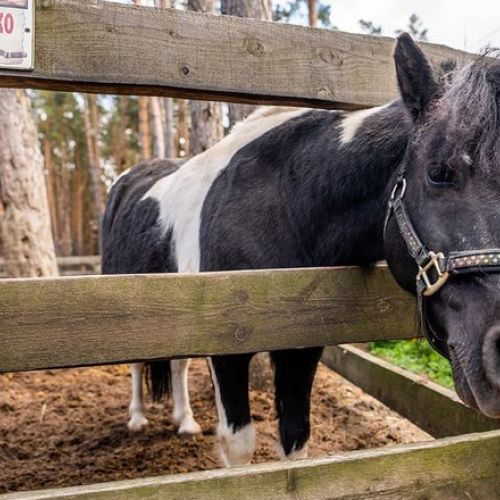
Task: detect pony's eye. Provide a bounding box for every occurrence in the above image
[428,164,456,187]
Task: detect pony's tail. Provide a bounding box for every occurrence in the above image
[145,360,171,402]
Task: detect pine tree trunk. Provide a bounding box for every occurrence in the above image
[151,96,166,158]
[163,97,175,158]
[0,89,58,278]
[82,94,104,253]
[187,0,224,156]
[308,0,317,28]
[155,0,175,159]
[221,0,272,128]
[138,96,152,161]
[176,99,190,157]
[114,96,131,172]
[43,134,59,251]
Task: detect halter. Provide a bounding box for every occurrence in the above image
[385,169,500,357]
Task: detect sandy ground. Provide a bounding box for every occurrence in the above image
[0,358,431,494]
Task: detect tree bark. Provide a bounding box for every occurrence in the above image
[221,0,272,128]
[176,99,190,158]
[187,0,224,156]
[151,96,166,158]
[138,94,152,161]
[154,0,175,159]
[0,89,58,278]
[308,0,317,28]
[82,94,104,253]
[134,0,153,161]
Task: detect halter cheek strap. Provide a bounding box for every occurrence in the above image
[386,174,500,297]
[385,172,500,357]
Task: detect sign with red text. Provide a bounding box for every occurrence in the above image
[0,0,33,70]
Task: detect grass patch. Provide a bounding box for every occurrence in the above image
[368,339,454,388]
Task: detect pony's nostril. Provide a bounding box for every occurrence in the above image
[483,326,500,388]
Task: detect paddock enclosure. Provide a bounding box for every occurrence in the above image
[1,1,500,498]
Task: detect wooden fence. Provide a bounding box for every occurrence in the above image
[1,2,499,499]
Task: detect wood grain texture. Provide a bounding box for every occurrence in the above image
[0,0,472,107]
[322,345,500,438]
[0,266,417,372]
[3,430,500,499]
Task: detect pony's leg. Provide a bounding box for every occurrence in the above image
[209,354,255,466]
[171,358,201,434]
[271,347,323,460]
[128,363,148,431]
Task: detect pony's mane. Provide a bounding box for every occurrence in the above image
[426,50,500,174]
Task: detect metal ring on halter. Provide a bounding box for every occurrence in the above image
[390,177,407,202]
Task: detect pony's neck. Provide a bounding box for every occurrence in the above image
[298,103,411,267]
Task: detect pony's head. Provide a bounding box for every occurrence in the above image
[385,34,500,417]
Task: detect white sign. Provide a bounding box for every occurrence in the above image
[0,0,34,70]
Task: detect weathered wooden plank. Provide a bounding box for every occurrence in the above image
[0,1,471,107]
[0,266,416,372]
[322,345,500,438]
[3,430,500,499]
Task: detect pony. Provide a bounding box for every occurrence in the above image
[102,34,500,465]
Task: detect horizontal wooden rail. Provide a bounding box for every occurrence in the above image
[322,345,500,438]
[3,430,500,499]
[0,266,417,372]
[0,0,471,107]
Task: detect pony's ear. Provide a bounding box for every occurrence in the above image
[394,33,439,120]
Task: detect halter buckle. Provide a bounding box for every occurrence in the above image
[417,251,449,297]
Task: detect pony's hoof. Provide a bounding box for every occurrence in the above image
[177,417,202,435]
[128,413,148,432]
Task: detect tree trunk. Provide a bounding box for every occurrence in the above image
[163,97,175,158]
[151,96,166,158]
[82,94,104,253]
[156,0,175,158]
[308,0,317,28]
[0,89,58,278]
[176,99,190,158]
[138,96,152,161]
[187,0,224,156]
[221,0,272,128]
[43,134,59,250]
[113,96,131,173]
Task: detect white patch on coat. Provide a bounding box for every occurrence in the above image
[339,104,389,145]
[171,358,201,435]
[143,107,309,273]
[127,363,148,432]
[208,359,256,466]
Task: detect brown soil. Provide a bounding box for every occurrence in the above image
[0,359,431,494]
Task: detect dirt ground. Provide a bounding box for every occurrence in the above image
[0,358,431,494]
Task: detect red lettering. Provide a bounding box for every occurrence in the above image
[5,13,13,34]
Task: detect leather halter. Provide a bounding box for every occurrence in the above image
[385,171,500,357]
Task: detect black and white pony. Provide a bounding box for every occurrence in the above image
[102,34,500,465]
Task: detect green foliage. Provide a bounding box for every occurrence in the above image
[359,13,429,41]
[396,13,428,41]
[358,19,382,36]
[368,339,454,388]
